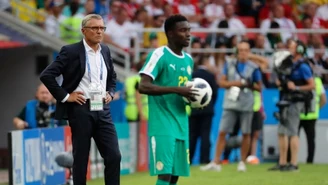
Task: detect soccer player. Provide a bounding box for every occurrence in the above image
[138,14,195,185]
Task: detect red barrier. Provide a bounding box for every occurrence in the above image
[137,121,148,172]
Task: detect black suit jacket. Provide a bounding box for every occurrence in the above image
[191,67,218,116]
[40,40,116,120]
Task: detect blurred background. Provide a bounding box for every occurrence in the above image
[1,0,328,184]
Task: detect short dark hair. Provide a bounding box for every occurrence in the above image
[191,37,201,45]
[218,20,228,28]
[164,14,188,34]
[270,21,280,28]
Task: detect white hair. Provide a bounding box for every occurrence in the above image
[81,14,103,27]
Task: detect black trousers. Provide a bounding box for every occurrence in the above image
[299,119,316,163]
[189,114,213,164]
[68,102,121,185]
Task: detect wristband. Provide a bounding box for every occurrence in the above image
[295,86,300,91]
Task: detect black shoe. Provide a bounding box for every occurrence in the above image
[268,164,285,171]
[280,164,299,172]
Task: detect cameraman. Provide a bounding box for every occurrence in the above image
[269,40,315,171]
[13,83,67,129]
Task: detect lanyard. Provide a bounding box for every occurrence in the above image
[85,50,104,83]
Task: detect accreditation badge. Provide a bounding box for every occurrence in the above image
[88,83,104,111]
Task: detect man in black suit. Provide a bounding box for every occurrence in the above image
[40,14,121,185]
[189,54,218,164]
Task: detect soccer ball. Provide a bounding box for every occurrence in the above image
[183,78,213,108]
[246,155,260,165]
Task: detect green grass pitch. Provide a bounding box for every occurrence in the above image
[88,163,328,185]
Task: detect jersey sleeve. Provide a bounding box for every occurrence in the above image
[252,68,262,83]
[139,49,164,80]
[300,63,313,80]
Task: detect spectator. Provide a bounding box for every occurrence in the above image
[60,2,84,44]
[163,3,174,18]
[145,0,164,17]
[307,34,324,58]
[105,0,122,22]
[104,3,137,51]
[0,0,12,13]
[97,0,109,19]
[310,44,328,83]
[44,1,63,38]
[298,15,314,45]
[190,37,203,69]
[174,0,203,28]
[238,0,264,19]
[148,32,159,48]
[143,14,167,48]
[124,60,148,123]
[81,0,96,17]
[211,3,246,39]
[61,0,84,19]
[260,4,297,43]
[205,20,229,49]
[226,35,238,56]
[252,33,272,55]
[131,7,149,47]
[121,0,140,19]
[13,84,67,130]
[266,21,282,49]
[315,3,328,21]
[258,0,278,23]
[204,0,225,26]
[259,0,292,23]
[303,2,321,29]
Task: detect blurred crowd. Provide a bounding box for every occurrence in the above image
[4,0,328,88]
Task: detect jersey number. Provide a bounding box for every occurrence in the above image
[178,76,188,87]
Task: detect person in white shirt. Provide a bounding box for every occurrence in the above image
[104,4,137,51]
[204,0,225,26]
[211,3,246,39]
[0,0,12,13]
[144,0,164,17]
[176,0,203,28]
[316,3,328,21]
[260,4,297,43]
[44,1,63,38]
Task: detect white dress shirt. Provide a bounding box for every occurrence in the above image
[260,18,297,43]
[210,17,246,38]
[62,39,107,102]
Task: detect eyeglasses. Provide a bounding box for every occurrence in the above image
[84,26,107,32]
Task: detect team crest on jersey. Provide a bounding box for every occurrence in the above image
[156,161,164,171]
[187,66,192,75]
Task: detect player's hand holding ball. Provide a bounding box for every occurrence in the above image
[182,78,213,109]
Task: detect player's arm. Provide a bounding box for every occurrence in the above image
[139,74,195,97]
[139,50,196,97]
